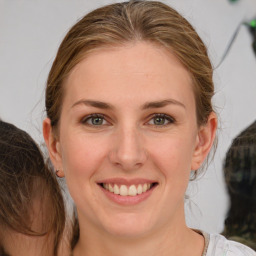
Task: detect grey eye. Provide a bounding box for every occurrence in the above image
[154,116,167,125]
[90,116,104,125]
[82,114,107,126]
[148,114,174,126]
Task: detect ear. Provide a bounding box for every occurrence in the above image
[43,118,65,178]
[191,112,217,171]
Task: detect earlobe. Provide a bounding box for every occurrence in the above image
[191,112,217,171]
[43,118,63,171]
[55,169,65,178]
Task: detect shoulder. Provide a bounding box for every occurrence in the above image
[206,233,256,256]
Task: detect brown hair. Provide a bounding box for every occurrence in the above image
[0,121,66,255]
[45,0,217,247]
[46,0,214,130]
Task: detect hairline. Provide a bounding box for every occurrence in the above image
[52,39,199,133]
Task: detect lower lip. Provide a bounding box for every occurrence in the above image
[98,185,156,206]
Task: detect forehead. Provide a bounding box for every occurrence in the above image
[63,42,194,108]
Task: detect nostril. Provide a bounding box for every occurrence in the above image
[108,132,147,169]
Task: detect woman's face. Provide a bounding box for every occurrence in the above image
[45,42,215,238]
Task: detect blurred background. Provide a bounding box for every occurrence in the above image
[0,0,256,234]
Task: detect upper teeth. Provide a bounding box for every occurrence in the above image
[103,183,152,196]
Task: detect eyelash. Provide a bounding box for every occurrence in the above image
[80,113,175,127]
[81,113,108,126]
[147,113,175,127]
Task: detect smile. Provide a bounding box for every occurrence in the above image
[97,178,158,205]
[100,183,155,196]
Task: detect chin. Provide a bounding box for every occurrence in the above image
[101,213,153,238]
[105,225,150,239]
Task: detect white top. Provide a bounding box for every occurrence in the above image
[204,233,256,256]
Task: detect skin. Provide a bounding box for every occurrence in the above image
[44,42,217,256]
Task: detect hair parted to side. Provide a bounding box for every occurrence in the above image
[0,121,66,256]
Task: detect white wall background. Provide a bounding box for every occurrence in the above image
[0,0,256,234]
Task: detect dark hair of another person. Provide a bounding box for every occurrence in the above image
[0,121,66,255]
[223,120,256,250]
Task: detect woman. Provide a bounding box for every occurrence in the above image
[43,1,255,255]
[0,120,69,256]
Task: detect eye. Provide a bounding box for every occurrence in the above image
[81,114,107,126]
[147,114,175,126]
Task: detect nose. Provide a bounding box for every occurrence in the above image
[108,126,147,171]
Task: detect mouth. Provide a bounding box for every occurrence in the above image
[98,182,158,197]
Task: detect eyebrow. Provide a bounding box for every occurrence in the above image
[71,100,114,109]
[142,99,186,110]
[71,99,185,110]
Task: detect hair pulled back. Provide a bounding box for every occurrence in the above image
[46,0,214,130]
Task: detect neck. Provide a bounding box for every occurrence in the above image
[73,210,204,256]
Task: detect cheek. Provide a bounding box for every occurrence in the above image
[148,135,196,179]
[58,135,107,205]
[59,132,110,182]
